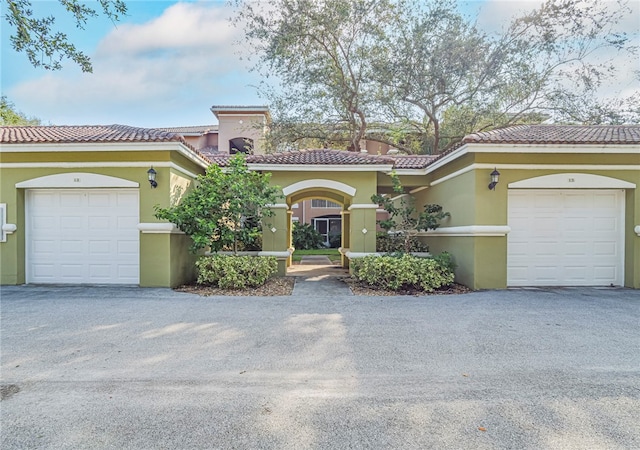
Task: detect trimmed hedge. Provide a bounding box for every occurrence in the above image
[351,254,455,292]
[196,255,277,289]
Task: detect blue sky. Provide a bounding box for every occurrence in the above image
[1,0,638,128]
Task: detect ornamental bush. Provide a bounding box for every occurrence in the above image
[196,255,277,289]
[292,222,325,249]
[351,253,455,292]
[376,232,429,253]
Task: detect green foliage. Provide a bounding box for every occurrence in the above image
[372,172,449,253]
[328,232,341,249]
[431,251,456,273]
[5,0,127,72]
[196,255,277,289]
[292,222,325,250]
[376,232,429,253]
[351,254,455,292]
[235,0,638,154]
[0,96,41,125]
[235,0,394,152]
[155,154,280,254]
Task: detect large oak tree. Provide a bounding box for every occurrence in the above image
[235,0,639,154]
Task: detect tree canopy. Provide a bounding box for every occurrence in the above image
[234,0,639,154]
[3,0,127,72]
[0,96,41,125]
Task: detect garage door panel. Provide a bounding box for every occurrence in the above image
[27,189,139,284]
[593,217,617,233]
[593,241,617,257]
[32,264,55,279]
[117,240,138,255]
[533,265,561,282]
[117,191,138,205]
[534,241,560,256]
[88,216,112,229]
[88,192,112,207]
[564,241,588,256]
[60,192,84,207]
[89,240,111,255]
[61,240,83,254]
[117,216,138,230]
[60,216,84,230]
[508,189,623,286]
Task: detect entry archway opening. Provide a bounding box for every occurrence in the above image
[287,189,351,269]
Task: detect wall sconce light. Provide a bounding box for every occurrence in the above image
[147,167,157,188]
[488,168,500,190]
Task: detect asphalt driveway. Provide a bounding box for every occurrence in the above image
[1,285,639,449]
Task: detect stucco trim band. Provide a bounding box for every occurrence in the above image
[429,164,640,186]
[16,173,139,188]
[417,226,511,237]
[2,162,200,180]
[1,142,210,169]
[345,251,382,259]
[508,173,636,189]
[137,223,185,234]
[258,250,293,258]
[282,179,357,197]
[347,204,379,210]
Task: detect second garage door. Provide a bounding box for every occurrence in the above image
[507,189,624,287]
[26,189,139,284]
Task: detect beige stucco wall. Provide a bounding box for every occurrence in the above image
[217,114,268,154]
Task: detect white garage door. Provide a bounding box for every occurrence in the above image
[507,189,624,286]
[26,189,139,284]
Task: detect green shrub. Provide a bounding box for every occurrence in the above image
[196,255,277,289]
[351,254,454,292]
[328,232,342,248]
[431,251,456,272]
[376,232,429,253]
[292,222,325,249]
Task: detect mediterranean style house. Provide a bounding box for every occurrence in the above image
[1,105,639,289]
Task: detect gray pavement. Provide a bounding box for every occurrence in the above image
[289,255,351,297]
[1,284,639,449]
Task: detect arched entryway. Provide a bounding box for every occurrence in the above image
[284,179,357,270]
[248,149,394,275]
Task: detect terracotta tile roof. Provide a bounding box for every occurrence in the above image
[206,154,234,166]
[247,149,395,165]
[157,125,218,135]
[390,154,439,169]
[463,124,640,145]
[1,124,188,145]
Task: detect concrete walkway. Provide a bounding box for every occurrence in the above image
[288,255,352,297]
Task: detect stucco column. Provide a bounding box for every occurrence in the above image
[347,204,378,255]
[340,210,351,268]
[262,204,290,275]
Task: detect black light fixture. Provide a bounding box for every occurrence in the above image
[488,168,500,190]
[147,167,157,188]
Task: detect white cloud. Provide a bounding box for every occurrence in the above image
[8,0,637,126]
[96,2,237,57]
[8,2,260,127]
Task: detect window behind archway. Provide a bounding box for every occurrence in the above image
[229,137,253,154]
